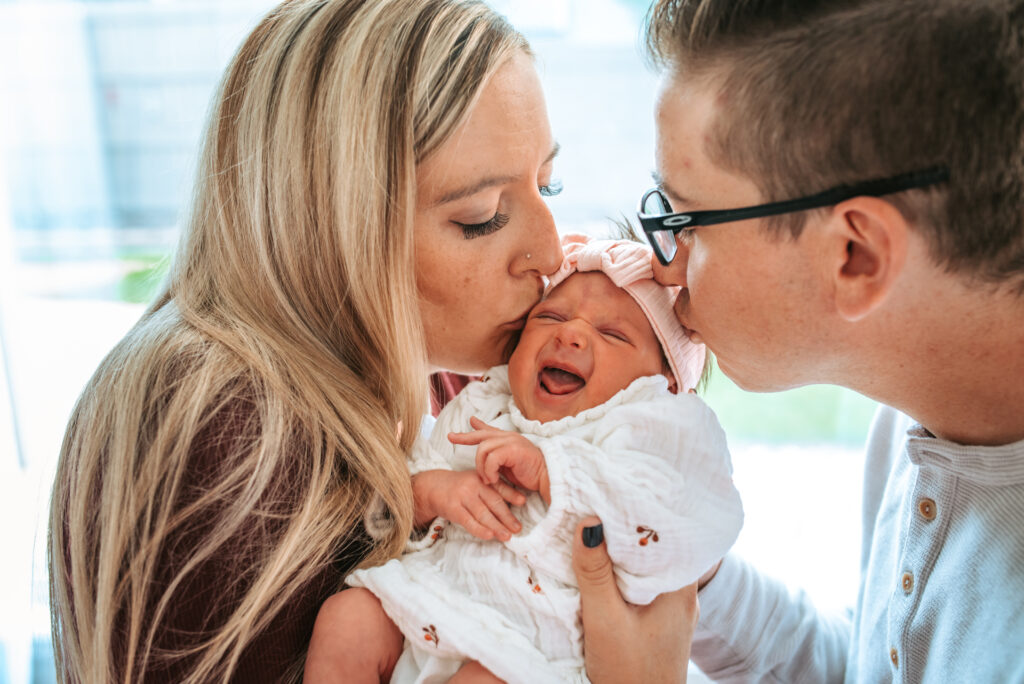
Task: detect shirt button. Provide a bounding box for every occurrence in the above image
[918,498,937,520]
[890,648,899,668]
[901,572,914,594]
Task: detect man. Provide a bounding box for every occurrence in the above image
[572,0,1024,681]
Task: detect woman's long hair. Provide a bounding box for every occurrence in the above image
[48,2,527,681]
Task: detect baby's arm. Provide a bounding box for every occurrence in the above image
[449,416,551,504]
[305,588,403,683]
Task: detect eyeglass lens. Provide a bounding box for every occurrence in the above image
[651,228,677,263]
[642,190,679,263]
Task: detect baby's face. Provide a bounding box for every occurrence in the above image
[508,271,667,423]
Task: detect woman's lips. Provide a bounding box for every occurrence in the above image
[502,316,528,331]
[502,304,535,330]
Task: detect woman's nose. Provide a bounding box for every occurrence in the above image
[513,199,562,277]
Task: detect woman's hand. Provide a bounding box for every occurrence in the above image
[572,517,699,684]
[411,469,525,541]
[449,416,551,504]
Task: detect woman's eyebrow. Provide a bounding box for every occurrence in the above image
[432,143,561,207]
[433,175,517,207]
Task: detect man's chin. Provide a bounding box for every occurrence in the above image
[718,360,799,394]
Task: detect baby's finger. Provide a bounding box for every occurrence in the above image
[482,488,522,533]
[492,479,527,507]
[479,448,507,484]
[448,430,485,446]
[475,440,509,483]
[468,416,499,432]
[454,507,496,541]
[468,500,511,542]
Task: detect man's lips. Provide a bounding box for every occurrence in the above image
[679,322,703,344]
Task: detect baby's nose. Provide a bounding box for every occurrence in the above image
[555,320,590,349]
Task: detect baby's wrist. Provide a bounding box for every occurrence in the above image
[411,472,441,527]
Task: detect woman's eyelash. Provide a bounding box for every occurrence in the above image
[457,212,511,239]
[540,179,563,197]
[455,180,561,239]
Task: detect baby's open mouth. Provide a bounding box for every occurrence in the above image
[539,366,586,395]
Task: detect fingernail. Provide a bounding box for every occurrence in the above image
[582,524,604,548]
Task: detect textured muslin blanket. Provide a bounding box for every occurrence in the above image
[347,365,743,684]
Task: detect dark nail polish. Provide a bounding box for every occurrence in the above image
[582,524,604,548]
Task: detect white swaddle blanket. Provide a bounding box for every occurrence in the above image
[347,365,743,684]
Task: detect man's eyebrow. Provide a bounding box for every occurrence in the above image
[650,170,688,206]
[432,142,561,208]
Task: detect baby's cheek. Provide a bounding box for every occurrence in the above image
[507,348,536,408]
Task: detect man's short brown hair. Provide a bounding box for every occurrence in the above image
[646,0,1024,293]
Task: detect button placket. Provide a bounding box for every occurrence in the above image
[889,453,949,682]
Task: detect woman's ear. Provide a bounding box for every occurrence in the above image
[825,197,909,321]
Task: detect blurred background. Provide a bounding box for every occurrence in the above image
[0,0,875,681]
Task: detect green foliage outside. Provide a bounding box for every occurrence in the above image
[703,360,878,447]
[118,254,170,304]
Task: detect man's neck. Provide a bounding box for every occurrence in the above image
[851,289,1024,447]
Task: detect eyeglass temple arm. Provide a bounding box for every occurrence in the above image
[690,166,951,227]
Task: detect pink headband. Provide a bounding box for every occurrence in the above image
[546,235,706,392]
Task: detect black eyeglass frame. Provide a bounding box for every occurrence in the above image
[638,166,950,265]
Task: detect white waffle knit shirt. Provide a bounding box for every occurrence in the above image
[346,365,744,684]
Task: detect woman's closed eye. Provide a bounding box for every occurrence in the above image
[456,211,511,239]
[454,180,560,239]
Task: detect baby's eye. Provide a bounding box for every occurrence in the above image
[534,311,564,322]
[601,329,630,343]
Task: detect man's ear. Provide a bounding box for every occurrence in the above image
[824,196,909,321]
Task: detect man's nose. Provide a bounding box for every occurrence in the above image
[650,236,688,289]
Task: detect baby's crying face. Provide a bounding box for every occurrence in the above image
[508,271,667,423]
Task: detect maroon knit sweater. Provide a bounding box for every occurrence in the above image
[91,372,470,682]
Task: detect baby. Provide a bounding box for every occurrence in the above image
[307,237,744,684]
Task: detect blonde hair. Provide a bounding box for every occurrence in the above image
[48,1,527,682]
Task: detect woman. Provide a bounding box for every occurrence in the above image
[48,1,695,682]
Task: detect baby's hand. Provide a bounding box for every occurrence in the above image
[414,469,525,542]
[449,417,551,504]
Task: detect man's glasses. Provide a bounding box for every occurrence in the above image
[638,166,950,265]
